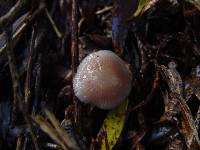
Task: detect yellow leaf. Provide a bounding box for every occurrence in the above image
[99,99,128,150]
[186,0,200,11]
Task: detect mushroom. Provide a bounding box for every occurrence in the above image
[73,50,132,109]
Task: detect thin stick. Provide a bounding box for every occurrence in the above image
[71,0,79,77]
[5,32,39,150]
[71,0,79,124]
[0,0,30,27]
[32,54,42,115]
[25,28,35,105]
[5,30,21,125]
[45,8,62,38]
[0,2,46,55]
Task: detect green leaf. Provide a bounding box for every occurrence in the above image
[98,99,128,150]
[134,0,150,16]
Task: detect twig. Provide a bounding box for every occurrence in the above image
[5,32,39,150]
[45,110,80,149]
[95,6,113,15]
[45,8,62,38]
[32,54,42,115]
[0,0,30,28]
[25,28,35,105]
[5,30,22,125]
[0,3,46,56]
[71,0,79,81]
[0,20,27,55]
[71,0,79,124]
[33,115,69,150]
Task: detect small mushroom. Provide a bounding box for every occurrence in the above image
[73,50,132,109]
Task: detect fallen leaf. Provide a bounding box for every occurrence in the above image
[158,64,200,148]
[97,99,128,150]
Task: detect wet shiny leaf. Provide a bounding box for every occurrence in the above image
[97,99,128,150]
[159,64,200,148]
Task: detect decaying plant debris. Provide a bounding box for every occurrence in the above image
[0,0,200,150]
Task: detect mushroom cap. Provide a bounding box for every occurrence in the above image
[73,50,132,109]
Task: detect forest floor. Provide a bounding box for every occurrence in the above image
[0,0,200,150]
